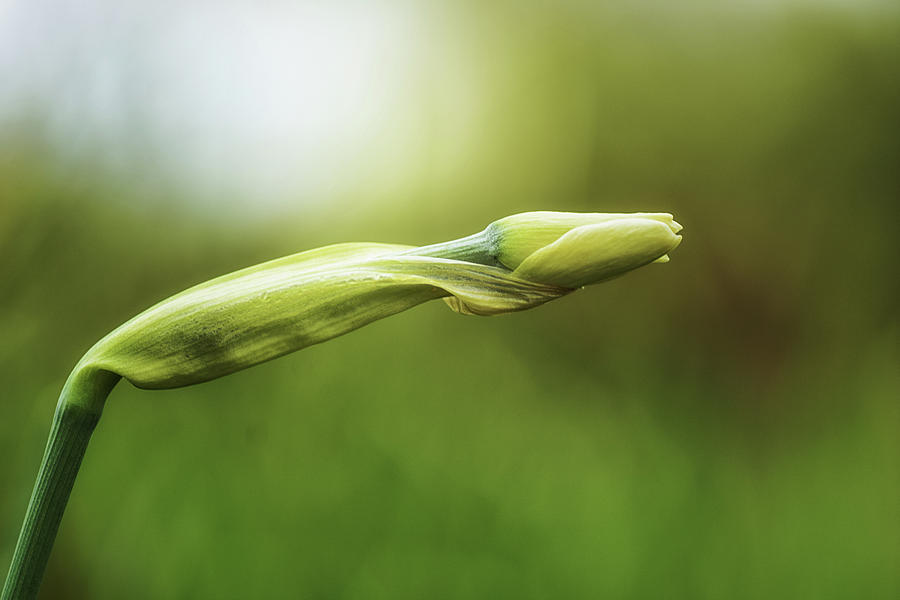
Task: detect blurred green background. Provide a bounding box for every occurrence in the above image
[1,1,898,598]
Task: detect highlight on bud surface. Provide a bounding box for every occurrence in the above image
[72,211,683,397]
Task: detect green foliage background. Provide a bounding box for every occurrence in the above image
[1,2,898,598]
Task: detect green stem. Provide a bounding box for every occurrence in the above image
[400,229,502,267]
[2,369,119,600]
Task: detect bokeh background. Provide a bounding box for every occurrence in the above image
[1,1,898,598]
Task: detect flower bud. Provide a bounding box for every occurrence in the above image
[487,211,683,288]
[8,210,684,600]
[70,211,682,395]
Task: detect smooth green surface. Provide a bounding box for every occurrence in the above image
[1,2,898,599]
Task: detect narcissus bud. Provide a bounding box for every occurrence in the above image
[3,210,684,600]
[487,211,683,287]
[67,211,683,406]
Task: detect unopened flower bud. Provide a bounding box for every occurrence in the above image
[68,211,683,405]
[487,211,683,287]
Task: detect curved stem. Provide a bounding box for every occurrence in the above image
[2,369,119,600]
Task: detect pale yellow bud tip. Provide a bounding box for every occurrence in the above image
[490,212,683,289]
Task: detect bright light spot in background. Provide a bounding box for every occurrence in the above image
[5,0,882,217]
[0,1,425,213]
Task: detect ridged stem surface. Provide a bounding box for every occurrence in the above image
[3,369,118,600]
[2,406,98,600]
